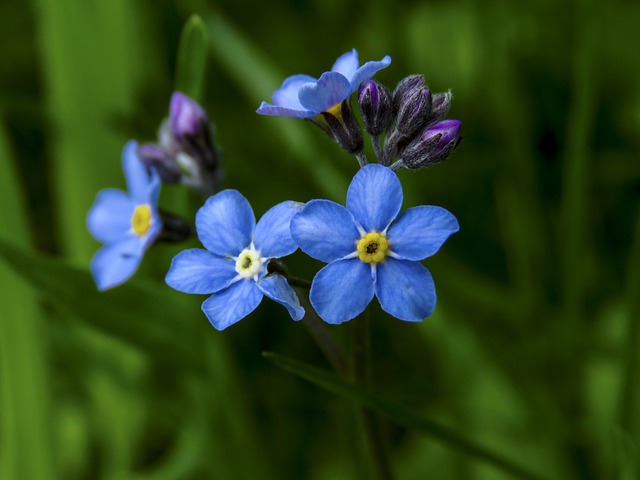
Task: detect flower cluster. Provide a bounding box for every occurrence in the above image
[89,49,461,332]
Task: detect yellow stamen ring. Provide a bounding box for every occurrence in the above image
[132,205,152,236]
[356,232,389,264]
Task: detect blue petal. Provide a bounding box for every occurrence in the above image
[375,258,436,321]
[90,236,143,291]
[349,55,392,91]
[201,280,263,331]
[257,274,305,321]
[331,49,359,79]
[346,164,403,232]
[87,189,135,244]
[122,141,152,204]
[140,215,163,251]
[272,74,317,109]
[291,200,360,263]
[165,248,237,294]
[298,72,352,113]
[196,190,255,256]
[309,259,374,324]
[256,102,317,118]
[387,206,459,260]
[253,201,304,258]
[145,167,161,207]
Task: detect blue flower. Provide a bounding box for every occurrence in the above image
[256,49,391,119]
[87,141,162,290]
[291,164,459,324]
[165,190,305,330]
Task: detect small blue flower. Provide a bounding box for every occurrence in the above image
[256,49,391,119]
[291,164,459,324]
[165,190,305,330]
[87,141,162,290]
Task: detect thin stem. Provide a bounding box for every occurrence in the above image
[287,276,311,290]
[351,311,395,480]
[371,134,384,164]
[355,150,369,168]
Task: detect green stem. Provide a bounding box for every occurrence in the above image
[351,311,395,480]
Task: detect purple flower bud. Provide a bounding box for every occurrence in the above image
[426,91,452,125]
[138,143,183,184]
[170,92,209,140]
[395,87,432,138]
[358,80,392,136]
[392,74,425,114]
[169,92,219,171]
[400,119,462,170]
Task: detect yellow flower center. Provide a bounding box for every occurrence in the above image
[132,205,152,236]
[235,248,262,279]
[356,232,389,264]
[325,102,343,119]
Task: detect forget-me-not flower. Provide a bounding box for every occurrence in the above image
[256,49,391,119]
[165,190,305,330]
[87,141,162,290]
[291,164,459,324]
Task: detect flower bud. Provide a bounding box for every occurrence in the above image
[170,91,219,171]
[426,91,452,125]
[400,119,462,170]
[138,143,182,184]
[392,74,425,115]
[358,80,392,136]
[395,87,432,139]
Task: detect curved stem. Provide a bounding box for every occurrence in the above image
[351,311,395,480]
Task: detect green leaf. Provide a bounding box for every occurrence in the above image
[0,123,56,479]
[175,14,209,101]
[263,351,549,480]
[0,240,203,371]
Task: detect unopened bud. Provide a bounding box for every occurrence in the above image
[400,119,462,170]
[170,92,219,171]
[395,87,432,139]
[426,91,452,125]
[138,143,182,184]
[358,80,392,136]
[392,75,425,115]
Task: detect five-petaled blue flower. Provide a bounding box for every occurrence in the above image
[256,49,391,119]
[291,164,459,324]
[87,141,162,290]
[165,190,305,330]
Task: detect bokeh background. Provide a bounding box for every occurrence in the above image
[1,0,639,478]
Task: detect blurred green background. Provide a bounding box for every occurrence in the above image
[1,0,639,478]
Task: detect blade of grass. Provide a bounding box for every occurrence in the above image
[263,351,549,480]
[175,15,208,102]
[0,240,202,371]
[0,122,56,480]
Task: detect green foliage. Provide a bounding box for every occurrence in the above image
[1,0,639,478]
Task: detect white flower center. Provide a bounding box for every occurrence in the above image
[235,247,263,279]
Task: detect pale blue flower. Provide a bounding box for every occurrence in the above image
[291,164,458,324]
[165,190,305,330]
[257,49,391,118]
[87,141,162,290]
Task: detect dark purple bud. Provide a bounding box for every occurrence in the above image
[321,100,364,155]
[400,119,462,170]
[157,210,193,243]
[395,87,432,138]
[138,143,182,184]
[169,91,219,171]
[358,80,392,136]
[392,74,425,114]
[426,91,452,125]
